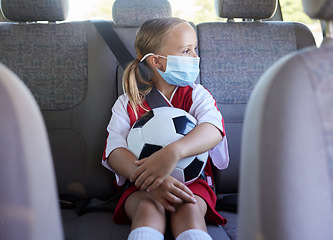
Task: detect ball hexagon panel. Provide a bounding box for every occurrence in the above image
[183,157,204,183]
[172,115,196,136]
[133,110,154,129]
[127,128,145,159]
[163,133,183,147]
[171,167,185,183]
[141,115,176,147]
[139,144,163,159]
[153,107,184,119]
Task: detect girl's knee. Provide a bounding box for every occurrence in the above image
[174,196,207,218]
[170,196,208,236]
[135,197,164,217]
[130,197,166,232]
[125,191,164,220]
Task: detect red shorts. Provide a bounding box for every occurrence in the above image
[113,178,227,226]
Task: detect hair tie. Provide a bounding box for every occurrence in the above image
[137,53,143,61]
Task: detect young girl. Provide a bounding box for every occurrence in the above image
[102,17,229,240]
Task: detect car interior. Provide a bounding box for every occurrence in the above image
[0,0,332,239]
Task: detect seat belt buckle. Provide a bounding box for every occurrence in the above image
[206,176,213,187]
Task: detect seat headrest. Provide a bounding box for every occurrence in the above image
[303,0,333,20]
[0,9,10,22]
[112,0,172,27]
[215,0,277,20]
[1,0,69,22]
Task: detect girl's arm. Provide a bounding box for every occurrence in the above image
[108,147,139,181]
[130,122,223,191]
[107,147,197,209]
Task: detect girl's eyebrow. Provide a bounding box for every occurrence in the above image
[178,42,198,48]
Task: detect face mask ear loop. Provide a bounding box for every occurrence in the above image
[156,55,167,59]
[140,53,156,62]
[140,53,167,62]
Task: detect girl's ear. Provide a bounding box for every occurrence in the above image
[148,55,162,69]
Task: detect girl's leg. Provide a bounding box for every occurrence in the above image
[125,190,166,239]
[170,195,212,240]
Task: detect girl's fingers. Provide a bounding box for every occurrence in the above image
[134,171,151,188]
[164,192,183,205]
[171,182,196,204]
[146,178,164,192]
[130,165,145,182]
[134,158,145,166]
[174,180,194,196]
[138,175,157,191]
[159,198,175,212]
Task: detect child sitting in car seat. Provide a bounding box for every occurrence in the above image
[102,17,229,240]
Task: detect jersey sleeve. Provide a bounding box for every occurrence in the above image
[101,94,130,186]
[189,84,229,170]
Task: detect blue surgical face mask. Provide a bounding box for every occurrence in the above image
[140,53,200,87]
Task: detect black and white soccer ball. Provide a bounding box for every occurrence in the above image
[127,107,208,185]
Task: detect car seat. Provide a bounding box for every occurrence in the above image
[198,0,316,198]
[239,0,333,239]
[0,63,63,240]
[197,1,316,237]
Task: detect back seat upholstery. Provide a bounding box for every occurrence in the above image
[239,0,333,238]
[198,0,315,196]
[0,0,119,201]
[0,0,316,239]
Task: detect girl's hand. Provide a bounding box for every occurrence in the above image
[130,143,181,192]
[149,175,196,212]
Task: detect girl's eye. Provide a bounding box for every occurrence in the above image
[183,49,190,54]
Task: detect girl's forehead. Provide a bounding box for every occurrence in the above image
[164,23,197,46]
[169,23,196,38]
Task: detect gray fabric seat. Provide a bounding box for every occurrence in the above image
[197,0,316,238]
[238,0,333,239]
[0,0,119,202]
[0,63,63,240]
[198,0,315,197]
[0,0,120,239]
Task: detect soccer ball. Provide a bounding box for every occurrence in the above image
[127,107,208,185]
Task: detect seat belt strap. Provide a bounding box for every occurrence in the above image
[91,20,133,69]
[145,86,169,109]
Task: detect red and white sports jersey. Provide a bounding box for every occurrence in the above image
[102,83,229,186]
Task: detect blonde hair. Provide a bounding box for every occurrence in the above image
[122,17,187,117]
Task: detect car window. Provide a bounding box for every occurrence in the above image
[67,0,322,45]
[168,0,222,23]
[67,0,222,22]
[280,0,323,46]
[68,0,114,21]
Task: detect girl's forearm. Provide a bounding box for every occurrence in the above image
[170,122,223,160]
[107,147,138,180]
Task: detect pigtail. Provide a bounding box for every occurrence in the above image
[123,17,187,118]
[122,58,152,118]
